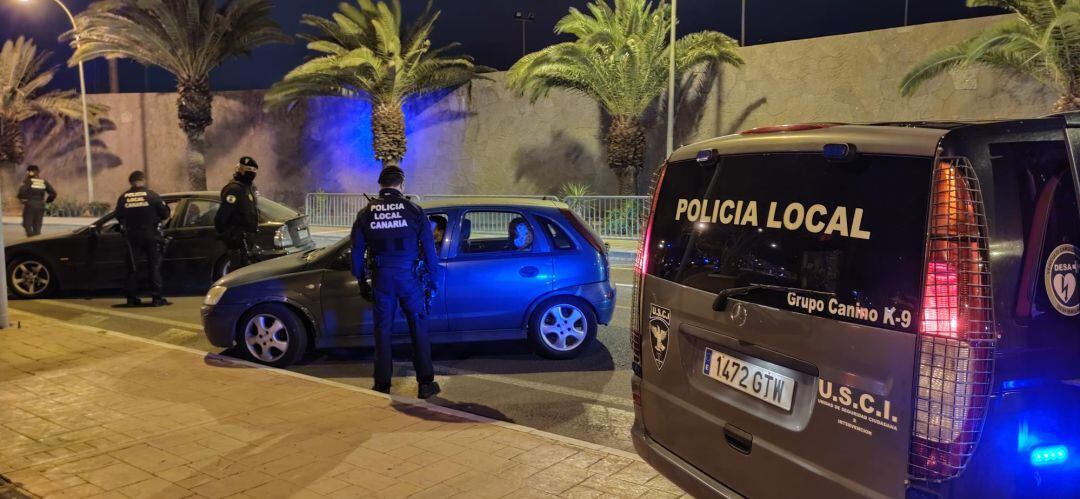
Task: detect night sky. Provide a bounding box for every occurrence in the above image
[0,0,1003,94]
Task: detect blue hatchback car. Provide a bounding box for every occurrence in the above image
[200,198,616,367]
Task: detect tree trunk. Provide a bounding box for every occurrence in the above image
[0,119,25,212]
[177,78,213,190]
[372,101,406,168]
[0,160,18,213]
[1052,93,1080,113]
[606,115,646,195]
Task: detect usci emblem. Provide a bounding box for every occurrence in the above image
[649,304,671,371]
[1045,244,1079,317]
[225,194,237,204]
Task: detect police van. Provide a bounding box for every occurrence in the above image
[630,116,1080,498]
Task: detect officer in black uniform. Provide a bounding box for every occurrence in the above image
[115,171,171,307]
[17,165,56,237]
[350,166,442,398]
[214,156,260,271]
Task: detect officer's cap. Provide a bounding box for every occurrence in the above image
[26,164,39,173]
[238,156,259,169]
[128,170,146,183]
[377,166,405,186]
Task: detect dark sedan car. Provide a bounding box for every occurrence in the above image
[201,198,616,367]
[5,191,314,298]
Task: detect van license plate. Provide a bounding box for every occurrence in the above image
[703,348,795,411]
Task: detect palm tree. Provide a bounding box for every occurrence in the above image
[0,37,106,197]
[265,0,490,169]
[901,0,1080,112]
[67,0,290,190]
[507,0,742,195]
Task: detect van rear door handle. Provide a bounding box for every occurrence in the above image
[724,424,752,455]
[519,266,539,278]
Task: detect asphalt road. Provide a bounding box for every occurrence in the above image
[6,236,642,452]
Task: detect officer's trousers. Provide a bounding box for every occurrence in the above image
[372,267,434,386]
[224,232,255,271]
[125,232,164,300]
[22,202,44,237]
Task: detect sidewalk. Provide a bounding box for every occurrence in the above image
[0,313,682,499]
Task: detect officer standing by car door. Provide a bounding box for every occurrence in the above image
[214,156,260,272]
[350,166,442,398]
[115,170,170,307]
[17,165,56,237]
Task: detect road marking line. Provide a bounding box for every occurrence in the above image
[414,365,634,409]
[9,309,645,462]
[28,300,203,331]
[614,283,634,288]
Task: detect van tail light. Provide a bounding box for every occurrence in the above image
[909,158,996,482]
[631,162,669,388]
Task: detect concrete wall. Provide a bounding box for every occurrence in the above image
[17,14,1057,209]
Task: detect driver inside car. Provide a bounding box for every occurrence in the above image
[508,218,533,251]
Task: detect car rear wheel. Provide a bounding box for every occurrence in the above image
[528,297,596,359]
[237,303,308,368]
[7,258,57,298]
[212,256,231,281]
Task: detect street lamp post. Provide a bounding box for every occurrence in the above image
[666,0,676,157]
[514,12,535,56]
[18,0,94,203]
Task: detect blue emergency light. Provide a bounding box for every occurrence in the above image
[823,143,857,161]
[1030,445,1069,467]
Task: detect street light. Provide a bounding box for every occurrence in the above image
[17,0,95,204]
[666,0,676,157]
[514,12,535,56]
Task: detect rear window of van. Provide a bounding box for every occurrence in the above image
[646,153,933,332]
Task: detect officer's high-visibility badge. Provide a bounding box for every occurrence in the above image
[225,194,237,204]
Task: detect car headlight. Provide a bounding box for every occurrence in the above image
[204,285,228,306]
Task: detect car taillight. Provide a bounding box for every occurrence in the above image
[631,162,668,386]
[909,158,996,482]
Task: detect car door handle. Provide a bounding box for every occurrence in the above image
[519,266,539,278]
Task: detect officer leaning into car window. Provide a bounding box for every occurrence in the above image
[115,170,171,307]
[17,165,56,237]
[350,166,443,399]
[214,156,260,271]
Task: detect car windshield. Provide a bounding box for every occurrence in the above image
[258,198,300,223]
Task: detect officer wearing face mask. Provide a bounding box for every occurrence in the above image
[351,166,442,399]
[17,165,56,237]
[214,156,260,271]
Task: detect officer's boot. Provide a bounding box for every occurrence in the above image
[151,296,172,307]
[418,381,441,399]
[126,297,142,307]
[372,382,391,394]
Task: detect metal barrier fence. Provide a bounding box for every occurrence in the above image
[304,193,651,240]
[564,196,649,240]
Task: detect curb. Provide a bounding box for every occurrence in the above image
[7,310,645,463]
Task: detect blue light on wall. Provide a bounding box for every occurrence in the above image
[1030,445,1069,467]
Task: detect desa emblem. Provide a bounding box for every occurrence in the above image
[649,304,671,370]
[1045,244,1079,317]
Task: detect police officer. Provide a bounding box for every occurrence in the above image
[17,165,56,237]
[214,156,260,271]
[351,166,442,398]
[115,171,170,307]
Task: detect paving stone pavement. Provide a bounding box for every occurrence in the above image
[0,312,684,498]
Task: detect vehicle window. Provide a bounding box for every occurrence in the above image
[428,214,448,248]
[179,200,219,228]
[646,153,932,332]
[993,140,1079,328]
[100,216,122,233]
[257,197,299,223]
[163,200,180,227]
[460,211,535,254]
[537,216,575,250]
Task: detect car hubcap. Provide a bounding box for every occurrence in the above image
[244,314,289,363]
[12,262,49,296]
[539,304,587,352]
